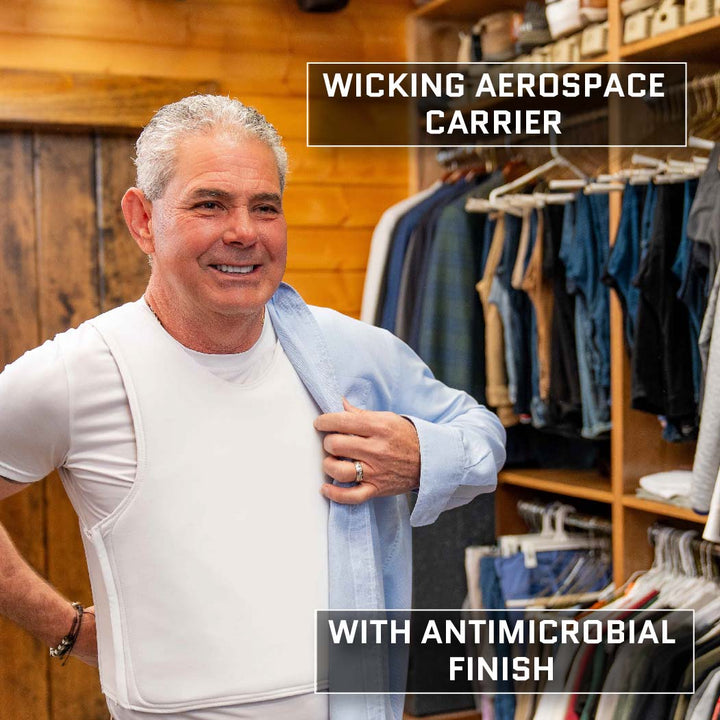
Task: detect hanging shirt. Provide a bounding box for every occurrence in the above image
[378,182,461,331]
[631,183,697,428]
[361,181,442,324]
[415,173,503,403]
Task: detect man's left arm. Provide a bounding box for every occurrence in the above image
[314,327,506,526]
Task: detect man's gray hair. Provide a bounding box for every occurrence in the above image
[134,95,289,200]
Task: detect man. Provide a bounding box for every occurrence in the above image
[0,95,505,720]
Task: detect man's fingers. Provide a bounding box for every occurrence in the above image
[342,397,362,413]
[315,403,421,505]
[321,431,372,459]
[314,410,373,436]
[321,481,378,505]
[315,400,390,437]
[322,455,372,483]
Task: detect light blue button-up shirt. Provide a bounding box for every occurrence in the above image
[268,284,506,720]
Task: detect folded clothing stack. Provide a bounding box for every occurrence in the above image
[638,470,694,508]
[457,0,610,64]
[545,0,609,39]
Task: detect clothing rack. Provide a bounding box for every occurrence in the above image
[435,146,482,167]
[688,70,720,97]
[433,69,720,165]
[516,499,612,535]
[647,522,720,560]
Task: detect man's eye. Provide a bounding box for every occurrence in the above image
[257,204,280,214]
[195,201,220,210]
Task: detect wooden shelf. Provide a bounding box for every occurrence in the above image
[413,0,524,21]
[620,15,720,60]
[621,494,708,523]
[405,711,481,720]
[499,468,613,503]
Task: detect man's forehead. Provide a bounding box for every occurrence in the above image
[176,129,270,158]
[171,133,281,189]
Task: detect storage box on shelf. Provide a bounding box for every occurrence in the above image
[407,0,713,593]
[620,12,720,60]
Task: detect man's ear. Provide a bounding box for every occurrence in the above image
[121,188,155,254]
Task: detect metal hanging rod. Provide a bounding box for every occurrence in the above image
[435,145,486,168]
[516,499,612,535]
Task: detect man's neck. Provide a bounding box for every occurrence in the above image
[144,287,265,355]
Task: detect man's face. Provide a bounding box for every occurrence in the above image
[145,131,287,320]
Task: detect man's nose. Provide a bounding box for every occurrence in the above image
[222,209,256,246]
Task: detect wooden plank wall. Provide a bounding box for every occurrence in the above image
[0,132,49,720]
[0,2,410,717]
[0,130,147,720]
[0,0,411,317]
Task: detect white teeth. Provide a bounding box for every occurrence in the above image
[216,264,255,274]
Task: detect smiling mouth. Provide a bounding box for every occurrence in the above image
[211,264,257,275]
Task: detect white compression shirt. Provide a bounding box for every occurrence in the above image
[0,301,280,527]
[0,301,329,720]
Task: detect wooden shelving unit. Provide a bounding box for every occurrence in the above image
[405,710,481,720]
[500,468,612,503]
[622,494,707,522]
[620,14,720,60]
[414,0,523,21]
[407,0,714,592]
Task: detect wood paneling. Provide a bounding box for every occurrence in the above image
[226,94,308,141]
[36,134,99,337]
[285,142,408,186]
[0,0,405,59]
[34,133,105,719]
[0,70,218,129]
[0,132,49,720]
[284,184,406,228]
[0,35,300,94]
[287,228,371,271]
[284,269,365,317]
[0,36,399,97]
[98,135,148,310]
[0,132,38,359]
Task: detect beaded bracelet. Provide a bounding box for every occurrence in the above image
[49,602,84,665]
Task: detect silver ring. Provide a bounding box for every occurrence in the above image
[354,460,364,483]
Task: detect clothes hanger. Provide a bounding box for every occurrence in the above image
[688,74,720,149]
[668,530,720,611]
[498,500,559,557]
[548,178,586,191]
[620,151,699,185]
[464,147,531,213]
[662,530,705,608]
[518,505,609,569]
[583,181,625,195]
[689,136,715,150]
[630,525,673,600]
[487,138,588,209]
[532,190,576,206]
[552,538,612,598]
[466,135,587,213]
[505,508,612,606]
